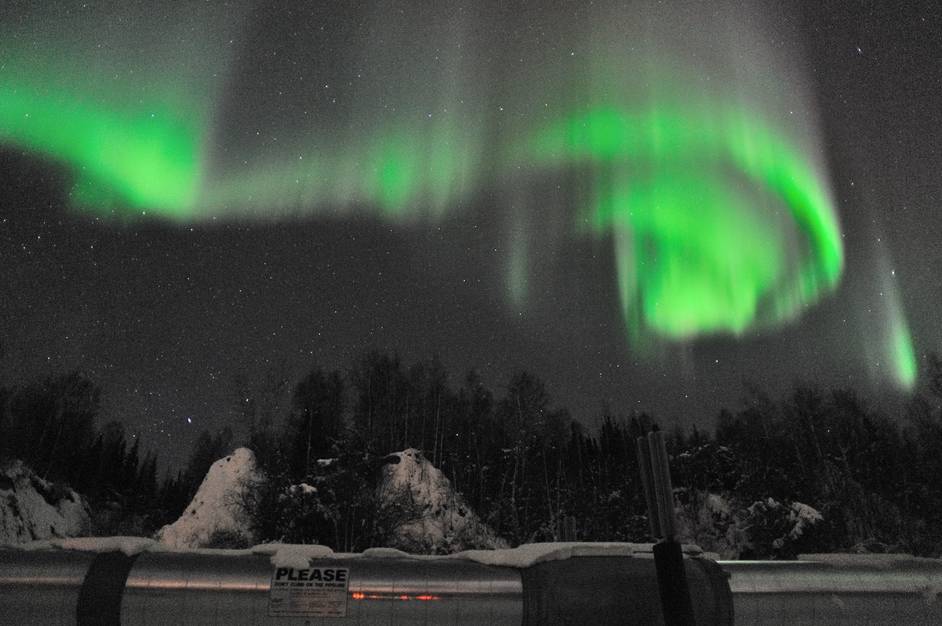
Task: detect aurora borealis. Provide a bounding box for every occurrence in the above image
[0,3,236,217]
[2,0,937,461]
[1,2,850,342]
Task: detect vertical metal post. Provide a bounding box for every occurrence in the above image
[648,431,677,540]
[637,430,695,626]
[636,436,662,538]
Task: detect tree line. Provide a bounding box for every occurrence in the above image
[2,351,942,556]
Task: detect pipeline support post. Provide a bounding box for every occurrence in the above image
[637,430,696,626]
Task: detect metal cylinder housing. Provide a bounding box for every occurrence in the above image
[3,547,942,624]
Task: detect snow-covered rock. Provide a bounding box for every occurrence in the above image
[156,448,259,549]
[788,501,823,540]
[0,460,90,544]
[677,490,748,559]
[376,448,505,553]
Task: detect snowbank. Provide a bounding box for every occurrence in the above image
[0,460,90,544]
[376,448,505,553]
[155,448,259,549]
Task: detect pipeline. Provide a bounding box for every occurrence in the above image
[2,547,942,624]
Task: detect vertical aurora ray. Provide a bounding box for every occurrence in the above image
[195,118,484,222]
[865,242,918,390]
[890,315,917,390]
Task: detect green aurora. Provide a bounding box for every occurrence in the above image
[0,5,918,389]
[0,4,231,219]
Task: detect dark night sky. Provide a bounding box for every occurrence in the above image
[1,1,941,470]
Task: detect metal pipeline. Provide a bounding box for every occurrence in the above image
[122,552,521,626]
[723,556,942,625]
[2,548,941,624]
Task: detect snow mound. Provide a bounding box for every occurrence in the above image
[376,449,506,553]
[0,460,90,544]
[155,448,259,549]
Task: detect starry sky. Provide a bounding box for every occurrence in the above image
[1,1,940,469]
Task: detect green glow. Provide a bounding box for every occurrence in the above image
[0,81,201,217]
[0,6,852,356]
[527,103,842,339]
[0,4,236,219]
[198,121,481,222]
[890,317,917,390]
[878,261,918,390]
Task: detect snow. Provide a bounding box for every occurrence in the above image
[362,547,413,559]
[14,536,156,556]
[705,493,731,517]
[155,448,260,549]
[290,483,317,495]
[0,460,90,544]
[675,490,745,559]
[451,542,702,568]
[268,544,335,569]
[376,448,505,553]
[3,537,708,571]
[788,502,823,540]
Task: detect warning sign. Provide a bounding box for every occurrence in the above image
[268,566,350,618]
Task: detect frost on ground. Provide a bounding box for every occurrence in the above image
[0,460,90,544]
[376,448,506,553]
[155,447,260,550]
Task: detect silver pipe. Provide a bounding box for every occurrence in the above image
[721,556,942,625]
[122,552,521,626]
[0,549,96,624]
[3,549,942,624]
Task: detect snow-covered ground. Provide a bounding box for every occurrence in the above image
[376,448,506,553]
[0,460,90,544]
[155,447,260,549]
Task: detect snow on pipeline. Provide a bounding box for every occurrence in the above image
[5,537,705,569]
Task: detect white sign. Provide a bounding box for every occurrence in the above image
[268,566,350,618]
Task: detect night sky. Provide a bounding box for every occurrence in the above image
[2,1,940,469]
